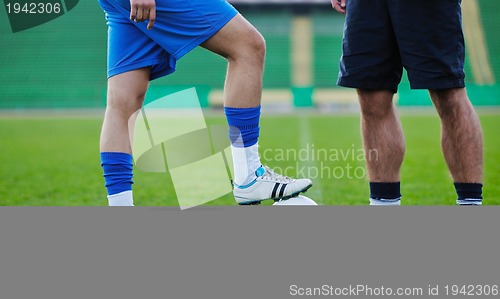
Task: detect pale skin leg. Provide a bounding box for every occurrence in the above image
[100,68,150,154]
[357,89,406,182]
[429,88,483,183]
[201,14,265,108]
[100,14,265,152]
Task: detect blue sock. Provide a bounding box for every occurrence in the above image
[224,106,262,185]
[224,106,261,147]
[454,183,483,205]
[100,152,134,196]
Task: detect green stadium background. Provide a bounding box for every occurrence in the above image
[1,1,499,109]
[1,1,499,206]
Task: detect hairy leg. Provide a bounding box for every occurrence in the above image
[358,90,406,182]
[100,68,150,153]
[201,14,265,108]
[429,88,483,183]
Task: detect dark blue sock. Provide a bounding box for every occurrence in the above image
[224,106,261,148]
[100,152,134,196]
[370,182,401,200]
[454,183,483,205]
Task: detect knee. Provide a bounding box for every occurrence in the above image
[429,88,463,100]
[429,88,470,118]
[358,90,395,119]
[106,86,146,117]
[229,29,266,64]
[249,31,266,61]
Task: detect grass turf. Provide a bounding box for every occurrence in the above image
[0,112,498,206]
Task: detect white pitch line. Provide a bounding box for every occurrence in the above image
[298,114,324,204]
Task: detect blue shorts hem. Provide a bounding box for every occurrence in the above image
[107,57,173,80]
[150,67,174,81]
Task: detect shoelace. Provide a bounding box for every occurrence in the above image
[260,166,294,183]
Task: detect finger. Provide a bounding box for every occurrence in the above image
[337,5,346,14]
[147,7,156,30]
[332,0,345,14]
[333,5,344,14]
[141,8,149,22]
[341,0,346,10]
[130,4,137,20]
[136,5,144,22]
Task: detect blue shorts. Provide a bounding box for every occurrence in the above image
[98,0,238,80]
[338,0,466,92]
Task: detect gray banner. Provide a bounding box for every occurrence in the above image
[0,207,499,299]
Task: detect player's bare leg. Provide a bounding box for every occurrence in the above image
[100,68,150,206]
[100,68,150,153]
[358,89,406,205]
[201,14,312,204]
[201,14,264,108]
[430,88,484,205]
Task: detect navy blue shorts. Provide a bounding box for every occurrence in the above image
[98,0,238,80]
[337,0,466,92]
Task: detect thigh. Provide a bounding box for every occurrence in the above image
[388,0,465,89]
[337,0,403,92]
[99,0,238,80]
[200,13,260,58]
[107,68,150,111]
[99,0,171,80]
[110,0,237,59]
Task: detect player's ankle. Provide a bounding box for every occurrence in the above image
[454,183,483,205]
[369,182,401,206]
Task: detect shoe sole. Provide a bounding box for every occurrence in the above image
[237,184,313,206]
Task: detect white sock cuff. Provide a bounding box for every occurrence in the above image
[108,190,134,206]
[457,198,482,206]
[369,198,401,206]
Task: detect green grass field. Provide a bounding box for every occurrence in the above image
[0,111,498,206]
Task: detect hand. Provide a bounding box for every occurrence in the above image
[130,0,156,30]
[331,0,346,14]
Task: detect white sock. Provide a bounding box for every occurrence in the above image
[457,198,482,205]
[231,143,262,186]
[108,190,134,206]
[369,198,401,206]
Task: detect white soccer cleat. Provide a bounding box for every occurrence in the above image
[234,166,313,205]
